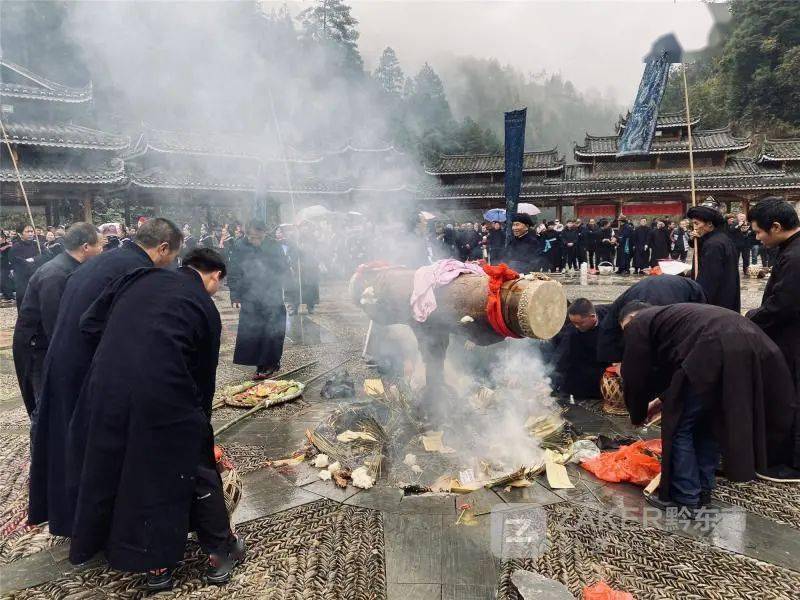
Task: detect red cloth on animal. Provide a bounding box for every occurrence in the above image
[482,263,522,339]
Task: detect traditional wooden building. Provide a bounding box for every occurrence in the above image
[420,111,800,219]
[0,59,129,224]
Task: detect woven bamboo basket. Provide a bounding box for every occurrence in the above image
[600,369,628,415]
[221,467,242,516]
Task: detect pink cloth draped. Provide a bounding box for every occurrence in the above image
[410,259,485,322]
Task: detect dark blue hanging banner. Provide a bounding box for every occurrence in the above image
[504,108,526,246]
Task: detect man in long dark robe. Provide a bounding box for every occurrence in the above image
[597,220,615,266]
[541,222,563,273]
[614,218,633,274]
[504,214,542,273]
[28,218,183,536]
[68,249,244,591]
[284,223,321,315]
[552,299,611,399]
[583,219,600,269]
[648,220,671,267]
[746,197,800,479]
[631,219,651,274]
[9,224,42,309]
[687,200,740,312]
[229,220,289,379]
[562,221,580,271]
[13,223,102,420]
[620,303,798,512]
[596,274,706,363]
[487,221,505,264]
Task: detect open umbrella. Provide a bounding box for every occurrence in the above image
[419,211,438,220]
[517,203,541,216]
[483,208,506,222]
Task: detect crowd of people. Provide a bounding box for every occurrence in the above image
[9,216,321,591]
[425,210,776,276]
[548,196,800,515]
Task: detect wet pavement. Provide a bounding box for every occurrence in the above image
[1,276,798,599]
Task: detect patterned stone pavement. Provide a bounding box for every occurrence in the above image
[1,277,799,600]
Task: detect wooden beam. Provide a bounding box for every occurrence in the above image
[82,195,93,222]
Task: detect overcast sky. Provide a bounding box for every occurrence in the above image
[276,1,718,106]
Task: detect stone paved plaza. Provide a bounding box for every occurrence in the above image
[0,275,799,599]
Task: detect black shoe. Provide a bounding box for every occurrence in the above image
[644,492,700,518]
[756,464,800,483]
[699,490,712,506]
[207,534,247,585]
[145,568,174,593]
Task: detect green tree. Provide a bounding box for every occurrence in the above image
[408,62,453,130]
[374,47,404,97]
[298,0,363,74]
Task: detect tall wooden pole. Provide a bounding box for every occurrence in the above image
[682,64,699,278]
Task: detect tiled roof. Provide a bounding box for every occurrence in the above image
[575,127,750,158]
[417,158,800,200]
[1,122,129,151]
[426,149,564,175]
[759,138,800,162]
[0,160,125,184]
[0,59,92,103]
[618,110,700,131]
[127,129,269,160]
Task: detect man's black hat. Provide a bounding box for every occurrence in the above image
[687,197,725,227]
[511,213,534,227]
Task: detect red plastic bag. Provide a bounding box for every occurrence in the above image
[580,439,662,486]
[583,581,634,600]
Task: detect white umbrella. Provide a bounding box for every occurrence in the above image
[296,205,331,222]
[419,211,438,220]
[517,203,541,216]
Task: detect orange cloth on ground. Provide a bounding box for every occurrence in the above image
[482,263,522,339]
[580,439,662,486]
[583,581,635,600]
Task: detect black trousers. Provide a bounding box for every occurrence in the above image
[585,248,597,269]
[12,339,44,418]
[566,247,579,270]
[738,247,750,274]
[190,461,232,558]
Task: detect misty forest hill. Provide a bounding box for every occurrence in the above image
[1,0,799,170]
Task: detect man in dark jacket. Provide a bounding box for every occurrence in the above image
[726,214,752,276]
[671,219,690,261]
[631,218,651,274]
[584,219,601,269]
[504,213,542,273]
[29,218,183,537]
[487,221,505,264]
[562,221,580,271]
[67,249,244,591]
[648,220,671,267]
[620,303,798,512]
[597,220,615,266]
[540,222,563,273]
[552,299,611,399]
[1,230,14,300]
[9,224,42,308]
[746,197,800,479]
[687,199,741,312]
[614,218,633,274]
[13,223,103,420]
[596,274,706,363]
[228,220,290,379]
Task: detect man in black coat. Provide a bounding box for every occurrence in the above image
[620,303,798,512]
[562,221,580,271]
[596,274,706,363]
[504,213,542,273]
[540,222,563,273]
[68,249,244,591]
[13,223,103,420]
[28,218,183,537]
[597,219,615,266]
[9,224,42,309]
[487,221,505,264]
[631,218,651,274]
[552,299,611,399]
[687,199,741,312]
[726,214,752,277]
[1,230,14,300]
[747,197,800,479]
[648,220,671,267]
[614,218,633,274]
[671,219,690,261]
[584,219,601,269]
[229,220,290,379]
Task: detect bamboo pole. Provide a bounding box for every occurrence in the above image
[681,64,699,278]
[0,118,42,252]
